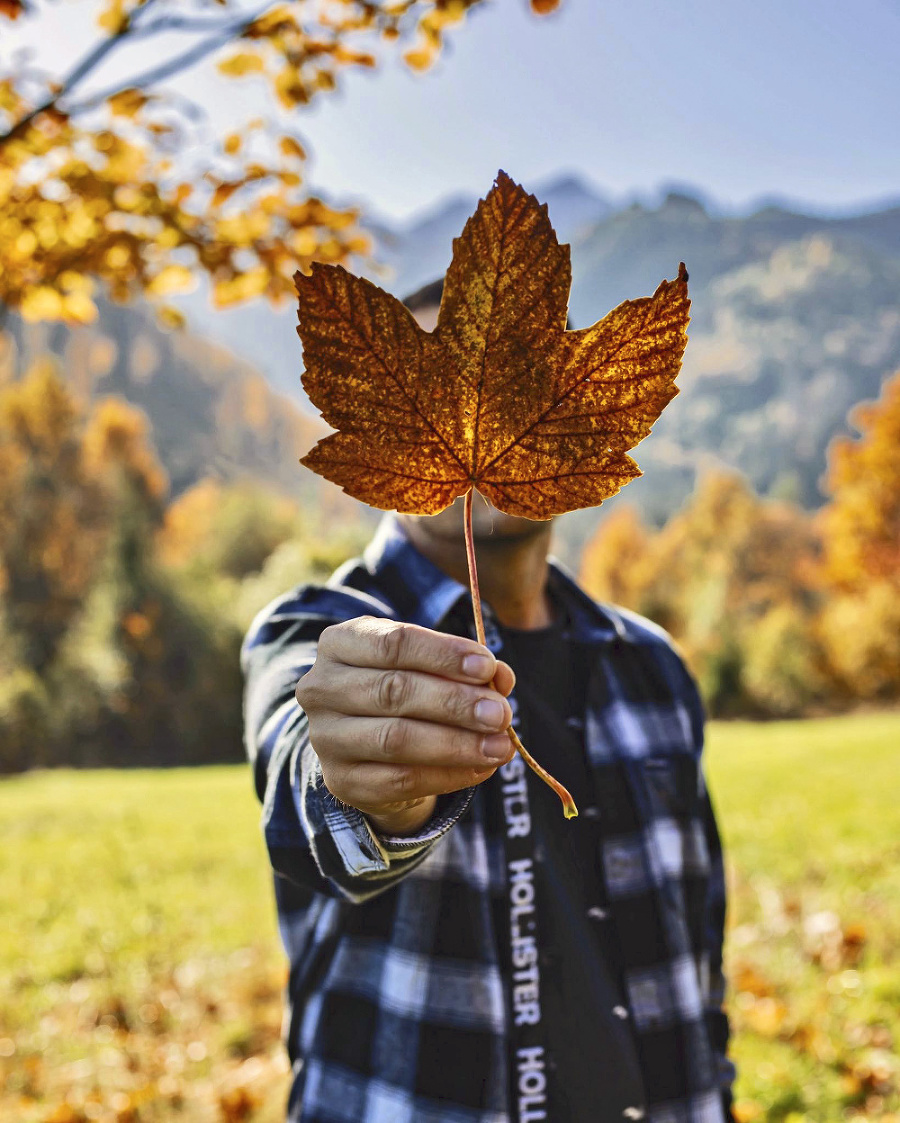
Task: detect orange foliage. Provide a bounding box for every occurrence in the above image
[817,584,900,702]
[579,504,651,607]
[157,479,228,570]
[0,361,170,674]
[580,473,827,716]
[584,473,822,640]
[0,2,557,324]
[82,398,169,512]
[158,478,300,579]
[0,360,106,670]
[582,392,900,712]
[815,371,900,701]
[822,370,900,590]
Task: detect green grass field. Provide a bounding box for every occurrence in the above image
[1,712,897,1122]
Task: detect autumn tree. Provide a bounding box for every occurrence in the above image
[157,475,370,630]
[581,371,900,715]
[59,464,247,769]
[0,356,369,771]
[0,367,169,765]
[0,0,559,327]
[0,363,245,769]
[0,360,105,769]
[821,369,900,590]
[818,371,900,701]
[158,477,302,579]
[579,504,651,609]
[580,473,827,717]
[0,359,107,673]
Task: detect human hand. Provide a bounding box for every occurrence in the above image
[295,616,515,836]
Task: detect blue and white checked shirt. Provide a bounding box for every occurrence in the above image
[241,516,735,1123]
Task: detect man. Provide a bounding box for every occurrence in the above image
[241,279,735,1123]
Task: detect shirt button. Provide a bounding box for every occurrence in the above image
[612,1005,629,1020]
[623,1108,645,1120]
[582,806,601,821]
[587,906,609,921]
[565,714,584,730]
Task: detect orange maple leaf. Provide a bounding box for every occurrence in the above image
[295,171,690,816]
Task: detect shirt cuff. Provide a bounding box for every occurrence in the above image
[299,743,474,882]
[373,787,477,855]
[296,746,386,878]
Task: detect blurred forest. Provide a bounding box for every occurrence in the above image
[0,351,897,772]
[0,0,897,773]
[580,369,900,719]
[0,356,369,772]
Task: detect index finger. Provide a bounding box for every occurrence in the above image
[322,617,498,685]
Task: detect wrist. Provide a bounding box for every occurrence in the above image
[364,795,438,838]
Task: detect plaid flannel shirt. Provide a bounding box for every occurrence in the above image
[241,516,736,1123]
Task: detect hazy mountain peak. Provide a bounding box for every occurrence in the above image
[660,189,708,215]
[153,176,900,549]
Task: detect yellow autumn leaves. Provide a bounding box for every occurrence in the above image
[1,1,565,326]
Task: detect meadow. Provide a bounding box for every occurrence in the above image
[1,712,897,1122]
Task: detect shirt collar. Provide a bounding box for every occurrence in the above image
[362,514,626,645]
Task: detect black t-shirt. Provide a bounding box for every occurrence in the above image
[498,612,647,1123]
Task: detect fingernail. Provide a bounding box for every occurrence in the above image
[462,653,493,679]
[481,733,511,761]
[474,697,506,730]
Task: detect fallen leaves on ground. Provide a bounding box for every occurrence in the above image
[0,947,290,1123]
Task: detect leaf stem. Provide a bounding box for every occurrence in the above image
[462,488,578,819]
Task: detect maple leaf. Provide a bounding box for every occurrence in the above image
[297,172,688,520]
[295,171,690,816]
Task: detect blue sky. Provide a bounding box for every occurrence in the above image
[295,0,900,220]
[8,0,900,222]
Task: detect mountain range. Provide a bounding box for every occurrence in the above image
[5,173,900,557]
[179,175,900,537]
[2,299,329,505]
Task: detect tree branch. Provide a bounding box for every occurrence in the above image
[0,0,273,143]
[62,1,276,116]
[130,15,248,38]
[0,0,169,143]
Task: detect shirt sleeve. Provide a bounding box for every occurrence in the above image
[240,587,475,904]
[700,775,738,1119]
[681,658,738,1115]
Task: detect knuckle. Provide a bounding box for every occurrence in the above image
[435,768,480,796]
[317,623,342,655]
[376,717,407,759]
[444,685,473,725]
[373,621,405,668]
[374,669,408,714]
[387,765,419,798]
[294,668,316,709]
[435,725,465,766]
[433,727,475,769]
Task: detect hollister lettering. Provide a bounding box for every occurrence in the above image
[502,753,531,838]
[498,682,548,1119]
[517,1046,548,1121]
[508,858,541,1027]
